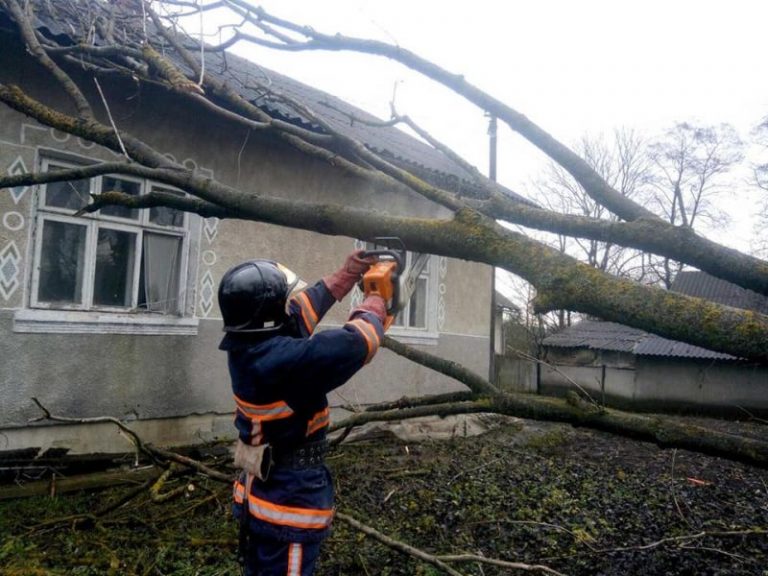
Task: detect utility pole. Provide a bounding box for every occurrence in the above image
[487,114,498,384]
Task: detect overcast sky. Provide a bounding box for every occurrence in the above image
[196,1,768,252]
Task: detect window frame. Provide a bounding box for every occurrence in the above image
[29,157,191,316]
[391,251,431,330]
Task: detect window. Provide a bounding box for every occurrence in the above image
[364,242,432,331]
[31,158,188,315]
[393,251,430,329]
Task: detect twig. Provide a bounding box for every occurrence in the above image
[93,77,131,159]
[735,405,768,426]
[435,553,566,575]
[512,348,602,410]
[336,512,466,576]
[30,397,150,465]
[149,464,188,503]
[679,544,750,562]
[669,449,692,528]
[337,512,563,576]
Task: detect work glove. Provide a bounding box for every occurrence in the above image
[323,250,375,301]
[350,294,387,325]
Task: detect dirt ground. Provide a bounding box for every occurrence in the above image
[1,415,767,575]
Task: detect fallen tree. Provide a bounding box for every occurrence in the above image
[0,0,766,362]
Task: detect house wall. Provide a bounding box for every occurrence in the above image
[539,347,768,416]
[0,33,491,453]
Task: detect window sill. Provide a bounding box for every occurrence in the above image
[13,309,199,335]
[386,328,439,346]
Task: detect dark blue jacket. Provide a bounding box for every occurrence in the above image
[223,281,383,542]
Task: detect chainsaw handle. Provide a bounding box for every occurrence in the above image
[360,249,404,270]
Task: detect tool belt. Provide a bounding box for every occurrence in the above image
[272,439,329,469]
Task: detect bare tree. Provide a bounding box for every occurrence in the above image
[519,129,652,333]
[646,122,744,287]
[535,129,652,278]
[751,117,768,258]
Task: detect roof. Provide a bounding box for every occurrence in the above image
[543,271,768,361]
[543,320,736,361]
[672,271,768,314]
[0,0,530,204]
[494,291,519,312]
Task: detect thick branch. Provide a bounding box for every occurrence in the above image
[4,156,768,363]
[246,10,768,296]
[0,0,94,119]
[251,8,656,222]
[12,3,768,297]
[382,335,501,397]
[332,394,768,469]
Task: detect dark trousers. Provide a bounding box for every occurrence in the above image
[242,535,322,576]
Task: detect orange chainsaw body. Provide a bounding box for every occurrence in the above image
[360,249,403,331]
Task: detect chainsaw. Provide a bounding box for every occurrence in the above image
[360,238,431,330]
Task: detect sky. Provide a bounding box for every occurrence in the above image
[187,1,768,253]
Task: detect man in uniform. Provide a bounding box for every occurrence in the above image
[218,251,386,575]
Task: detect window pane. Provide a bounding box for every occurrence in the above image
[149,187,185,227]
[38,220,87,304]
[139,232,182,314]
[100,176,140,220]
[93,228,136,307]
[44,166,90,210]
[408,277,428,328]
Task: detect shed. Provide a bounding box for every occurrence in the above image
[540,272,768,415]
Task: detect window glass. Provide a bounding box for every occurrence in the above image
[408,277,428,328]
[149,186,185,227]
[93,228,136,307]
[38,220,87,304]
[44,167,90,210]
[139,232,182,313]
[100,176,140,220]
[36,160,188,315]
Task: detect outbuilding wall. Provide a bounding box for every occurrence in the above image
[538,348,768,415]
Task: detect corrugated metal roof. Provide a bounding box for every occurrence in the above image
[672,271,768,314]
[543,321,647,353]
[543,269,767,361]
[542,320,737,360]
[4,0,531,205]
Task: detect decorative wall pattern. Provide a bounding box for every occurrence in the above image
[203,217,219,244]
[2,149,34,306]
[0,241,21,300]
[199,270,215,318]
[198,216,219,318]
[437,256,448,330]
[7,156,29,204]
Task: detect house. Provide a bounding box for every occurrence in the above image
[539,271,768,415]
[0,1,522,454]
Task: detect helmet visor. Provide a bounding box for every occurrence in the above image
[276,262,307,300]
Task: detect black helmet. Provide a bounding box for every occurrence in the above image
[218,260,302,333]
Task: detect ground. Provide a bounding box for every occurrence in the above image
[1,415,767,575]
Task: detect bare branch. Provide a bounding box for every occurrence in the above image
[0,0,94,119]
[383,335,501,397]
